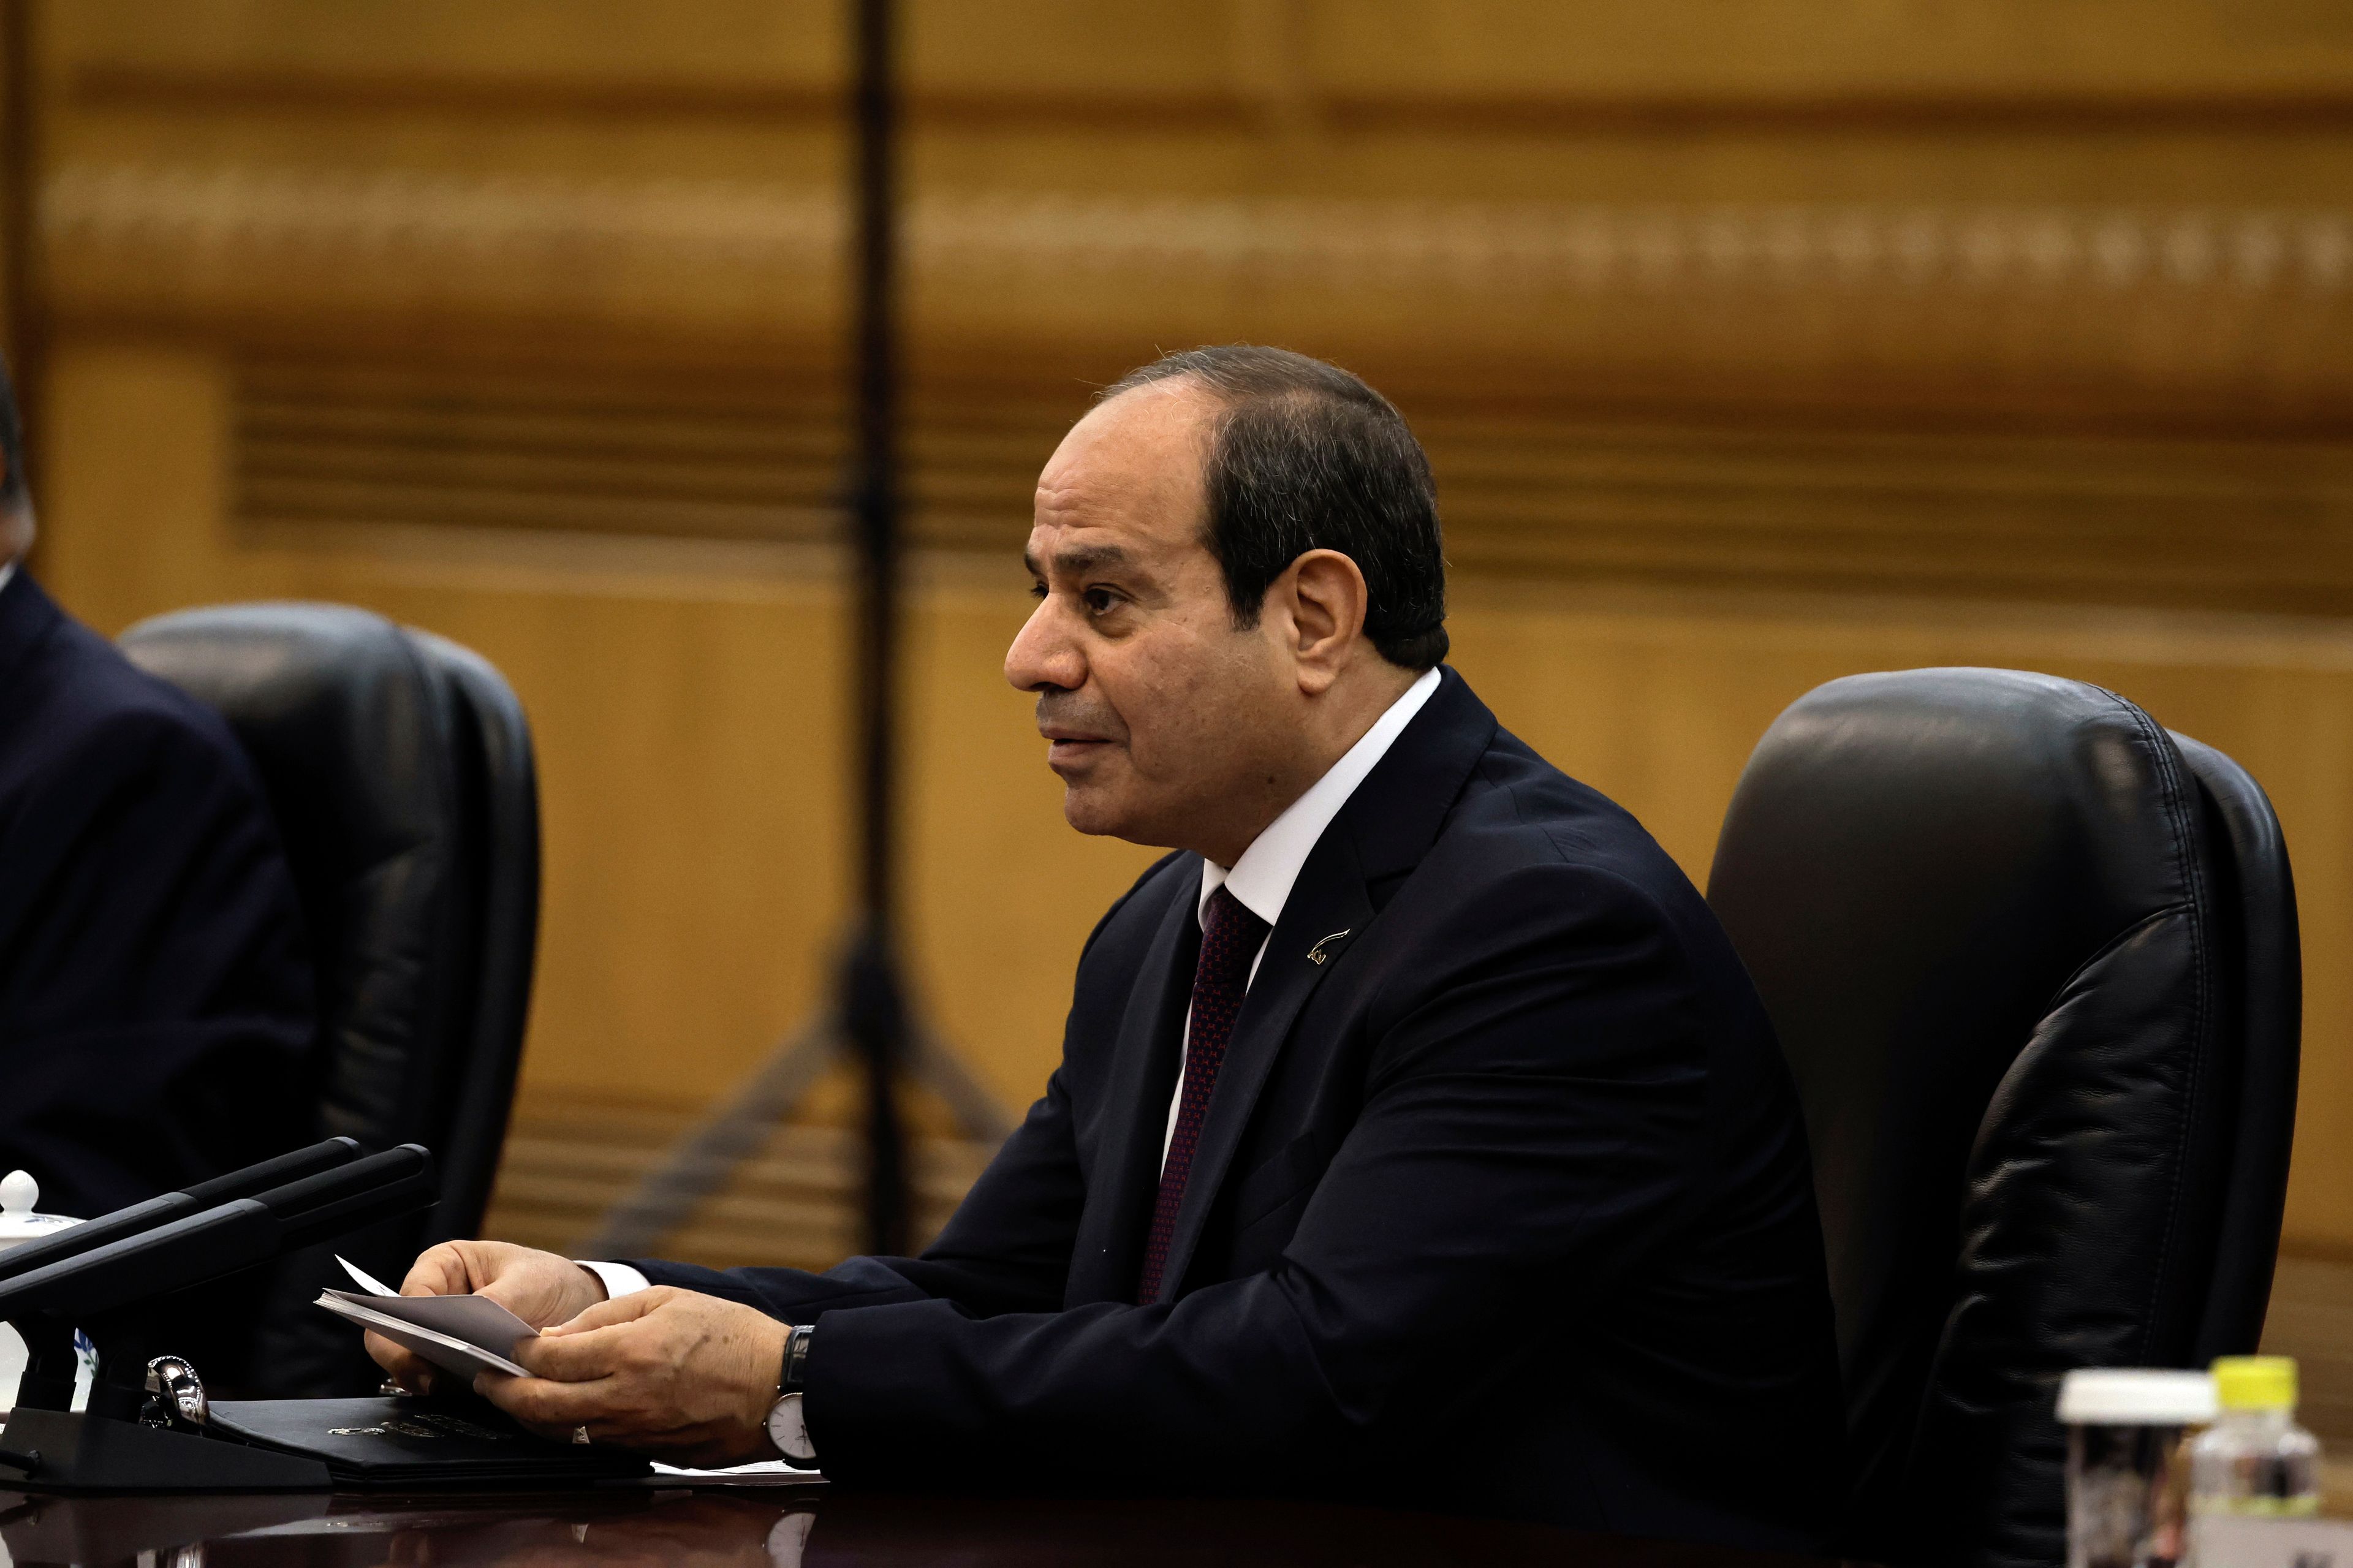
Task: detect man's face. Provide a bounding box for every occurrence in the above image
[1005,379,1295,858]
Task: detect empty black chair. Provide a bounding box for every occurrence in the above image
[121,604,539,1394]
[1705,668,2298,1568]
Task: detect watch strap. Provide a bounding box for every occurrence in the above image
[779,1321,813,1393]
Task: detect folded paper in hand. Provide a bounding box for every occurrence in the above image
[314,1256,537,1381]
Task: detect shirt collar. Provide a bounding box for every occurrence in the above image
[1199,666,1442,931]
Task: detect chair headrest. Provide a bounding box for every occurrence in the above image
[121,603,472,1145]
[121,604,457,883]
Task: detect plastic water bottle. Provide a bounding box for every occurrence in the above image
[2189,1356,2321,1518]
[2060,1368,2217,1568]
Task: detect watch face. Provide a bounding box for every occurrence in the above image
[767,1392,817,1464]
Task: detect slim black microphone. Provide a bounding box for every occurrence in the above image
[251,1144,438,1249]
[183,1137,366,1208]
[0,1137,362,1285]
[0,1203,280,1325]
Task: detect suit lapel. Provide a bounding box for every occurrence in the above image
[1066,869,1201,1306]
[1144,667,1501,1304]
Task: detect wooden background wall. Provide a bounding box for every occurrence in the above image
[20,4,2353,1328]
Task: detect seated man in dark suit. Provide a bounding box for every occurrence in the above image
[0,372,316,1224]
[372,347,1845,1551]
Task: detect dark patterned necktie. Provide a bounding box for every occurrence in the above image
[1137,884,1270,1303]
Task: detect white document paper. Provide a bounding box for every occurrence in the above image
[335,1256,401,1296]
[314,1254,539,1381]
[637,1459,827,1488]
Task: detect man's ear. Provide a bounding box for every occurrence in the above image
[0,505,29,563]
[1281,549,1370,695]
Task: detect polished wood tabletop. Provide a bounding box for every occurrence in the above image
[0,1488,1857,1568]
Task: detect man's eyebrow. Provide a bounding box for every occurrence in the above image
[1025,543,1137,578]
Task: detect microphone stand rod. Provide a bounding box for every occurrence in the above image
[843,0,910,1257]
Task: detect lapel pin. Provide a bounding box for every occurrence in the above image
[1306,930,1352,966]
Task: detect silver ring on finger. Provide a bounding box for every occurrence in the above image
[572,1425,591,1445]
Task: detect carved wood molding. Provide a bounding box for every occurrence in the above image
[64,65,1260,134]
[47,162,2353,426]
[66,64,2353,134]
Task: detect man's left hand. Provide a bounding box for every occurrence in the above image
[477,1286,792,1467]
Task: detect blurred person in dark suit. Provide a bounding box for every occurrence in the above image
[0,365,316,1233]
[374,347,1844,1553]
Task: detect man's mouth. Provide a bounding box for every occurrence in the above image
[1042,729,1112,768]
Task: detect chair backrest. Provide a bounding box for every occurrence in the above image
[2167,733,2301,1363]
[121,604,539,1391]
[1704,668,2298,1568]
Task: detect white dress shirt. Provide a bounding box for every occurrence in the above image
[583,667,1446,1305]
[577,1257,649,1300]
[0,559,15,594]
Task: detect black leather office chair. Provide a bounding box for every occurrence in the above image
[1705,668,2299,1568]
[121,604,540,1395]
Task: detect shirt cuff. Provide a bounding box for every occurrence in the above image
[576,1260,652,1299]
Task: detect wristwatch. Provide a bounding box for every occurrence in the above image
[764,1322,817,1464]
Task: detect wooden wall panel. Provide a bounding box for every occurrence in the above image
[56,1,841,89]
[21,1,2353,1282]
[1306,1,2353,100]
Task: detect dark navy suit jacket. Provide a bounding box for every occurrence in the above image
[640,668,1844,1550]
[0,569,316,1221]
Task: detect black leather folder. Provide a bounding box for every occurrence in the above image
[203,1398,651,1488]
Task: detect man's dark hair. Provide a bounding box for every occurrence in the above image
[1101,344,1447,670]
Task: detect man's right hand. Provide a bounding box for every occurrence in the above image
[363,1240,610,1396]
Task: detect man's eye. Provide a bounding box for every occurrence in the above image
[1083,588,1120,615]
[1028,581,1047,601]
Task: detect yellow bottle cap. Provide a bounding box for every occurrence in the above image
[2211,1355,2298,1411]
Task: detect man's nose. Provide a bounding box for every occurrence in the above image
[1005,597,1085,694]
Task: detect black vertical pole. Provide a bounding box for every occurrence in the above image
[843,0,910,1257]
[1,0,44,525]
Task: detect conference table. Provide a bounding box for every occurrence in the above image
[0,1488,1857,1567]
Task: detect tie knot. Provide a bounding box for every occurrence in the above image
[1199,884,1268,987]
[1204,884,1266,943]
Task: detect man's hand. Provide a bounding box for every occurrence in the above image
[363,1240,610,1396]
[472,1287,790,1468]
